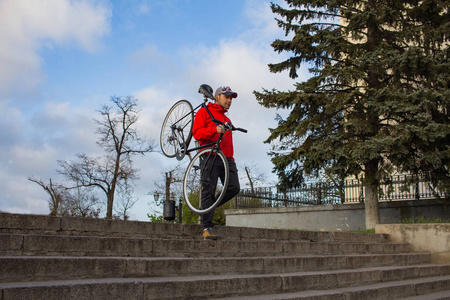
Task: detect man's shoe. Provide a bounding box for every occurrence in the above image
[202,228,217,240]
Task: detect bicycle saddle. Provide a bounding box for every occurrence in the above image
[198,84,214,100]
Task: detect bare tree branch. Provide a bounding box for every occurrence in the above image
[28,177,65,216]
[240,162,267,193]
[58,96,156,218]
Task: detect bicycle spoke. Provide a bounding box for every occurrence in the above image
[183,148,229,215]
[160,100,193,158]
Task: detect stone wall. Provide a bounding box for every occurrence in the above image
[376,224,450,263]
[225,199,449,231]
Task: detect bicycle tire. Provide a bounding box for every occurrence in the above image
[183,148,229,215]
[160,100,194,158]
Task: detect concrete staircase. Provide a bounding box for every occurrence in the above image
[0,213,449,299]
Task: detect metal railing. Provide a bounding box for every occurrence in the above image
[233,175,447,209]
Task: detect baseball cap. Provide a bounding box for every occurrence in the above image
[215,86,238,98]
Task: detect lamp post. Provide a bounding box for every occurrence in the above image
[177,196,183,224]
[167,196,183,224]
[152,191,182,223]
[153,191,161,205]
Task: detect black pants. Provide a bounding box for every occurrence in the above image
[200,155,240,229]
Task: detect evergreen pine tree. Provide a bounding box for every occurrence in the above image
[255,0,449,228]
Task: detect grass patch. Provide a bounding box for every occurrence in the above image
[401,216,449,224]
[352,228,375,233]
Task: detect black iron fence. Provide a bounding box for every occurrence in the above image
[233,175,447,209]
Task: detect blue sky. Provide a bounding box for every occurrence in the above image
[0,0,305,221]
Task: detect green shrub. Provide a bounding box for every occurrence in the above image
[352,228,375,233]
[401,216,449,224]
[147,213,164,223]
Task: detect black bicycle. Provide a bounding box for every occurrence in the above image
[160,84,247,214]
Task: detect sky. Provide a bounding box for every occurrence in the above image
[0,0,308,221]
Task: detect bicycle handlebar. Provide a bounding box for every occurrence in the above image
[219,121,247,133]
[234,127,248,133]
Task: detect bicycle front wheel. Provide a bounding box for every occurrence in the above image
[160,100,194,158]
[183,148,229,215]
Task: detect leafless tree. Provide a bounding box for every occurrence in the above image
[61,186,101,217]
[28,177,101,217]
[28,177,66,216]
[241,162,267,193]
[153,165,184,204]
[114,187,137,220]
[58,96,155,219]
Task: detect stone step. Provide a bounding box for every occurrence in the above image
[1,213,446,299]
[399,290,450,300]
[211,275,450,300]
[0,253,432,283]
[0,213,390,243]
[0,266,449,300]
[0,233,411,257]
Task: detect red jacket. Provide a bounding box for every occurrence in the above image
[193,103,234,159]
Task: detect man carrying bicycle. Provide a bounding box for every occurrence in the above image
[192,86,240,240]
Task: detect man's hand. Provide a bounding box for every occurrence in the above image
[216,125,227,134]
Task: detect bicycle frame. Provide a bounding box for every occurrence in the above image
[171,97,229,161]
[165,87,247,215]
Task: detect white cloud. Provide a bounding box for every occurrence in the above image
[132,86,176,148]
[0,171,49,215]
[0,0,309,220]
[0,102,24,145]
[9,145,58,174]
[150,32,299,198]
[129,0,307,216]
[0,98,100,216]
[0,0,111,97]
[242,0,285,41]
[137,2,151,15]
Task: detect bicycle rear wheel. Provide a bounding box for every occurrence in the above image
[160,100,194,158]
[183,148,229,215]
